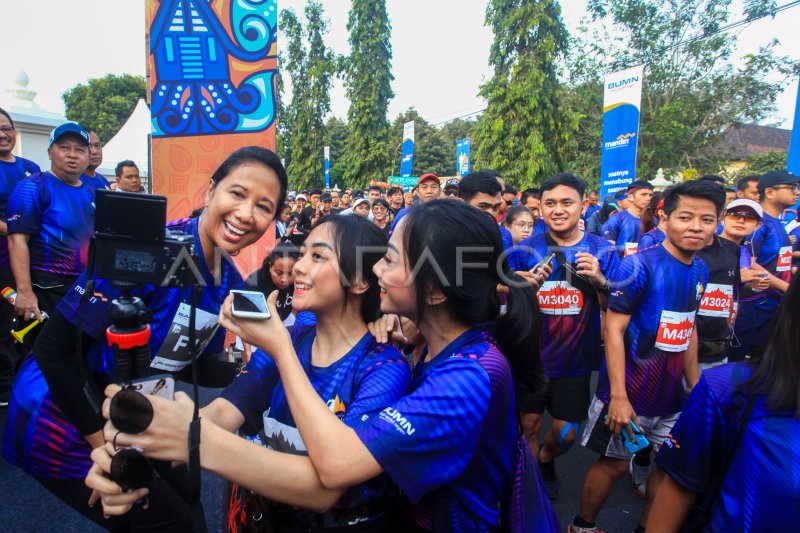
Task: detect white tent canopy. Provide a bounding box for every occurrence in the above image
[97,99,151,181]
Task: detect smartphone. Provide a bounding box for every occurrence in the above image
[130,375,175,400]
[231,290,271,320]
[532,253,556,273]
[605,415,649,453]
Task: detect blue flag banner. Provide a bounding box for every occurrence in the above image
[600,65,644,200]
[324,145,330,190]
[400,121,415,178]
[456,138,471,177]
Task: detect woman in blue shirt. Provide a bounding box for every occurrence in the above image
[90,200,558,532]
[2,146,287,530]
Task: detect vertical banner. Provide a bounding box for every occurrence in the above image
[399,121,415,178]
[787,80,800,176]
[147,0,278,276]
[599,65,644,200]
[323,146,330,190]
[456,138,470,177]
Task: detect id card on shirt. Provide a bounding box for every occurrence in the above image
[655,310,695,352]
[537,281,584,315]
[697,283,733,318]
[624,242,639,256]
[151,303,220,371]
[777,245,792,272]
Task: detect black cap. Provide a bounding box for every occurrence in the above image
[320,192,332,202]
[758,170,799,193]
[443,178,460,191]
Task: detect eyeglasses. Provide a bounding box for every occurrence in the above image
[725,212,759,222]
[772,184,800,192]
[0,126,14,134]
[512,222,534,230]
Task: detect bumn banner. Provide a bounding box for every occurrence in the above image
[600,65,644,200]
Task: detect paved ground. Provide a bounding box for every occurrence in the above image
[0,376,643,532]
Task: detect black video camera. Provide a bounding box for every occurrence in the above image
[93,189,195,288]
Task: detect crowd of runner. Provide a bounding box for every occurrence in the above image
[0,116,798,532]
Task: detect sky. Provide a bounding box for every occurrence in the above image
[5,0,800,130]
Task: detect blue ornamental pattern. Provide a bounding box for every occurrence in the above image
[150,0,277,137]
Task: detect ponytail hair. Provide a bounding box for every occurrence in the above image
[402,200,544,392]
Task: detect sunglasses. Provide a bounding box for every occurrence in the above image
[443,189,458,197]
[504,199,515,206]
[725,211,759,222]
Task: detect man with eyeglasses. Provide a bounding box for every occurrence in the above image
[0,108,41,407]
[510,173,619,501]
[730,170,798,361]
[80,129,111,192]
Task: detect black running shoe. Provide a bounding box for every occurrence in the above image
[539,460,560,500]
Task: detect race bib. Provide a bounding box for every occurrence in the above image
[777,245,792,272]
[537,281,584,315]
[655,310,695,352]
[262,413,307,455]
[697,283,733,318]
[624,242,638,256]
[151,303,220,371]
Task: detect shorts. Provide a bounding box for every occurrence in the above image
[580,396,680,460]
[520,375,592,422]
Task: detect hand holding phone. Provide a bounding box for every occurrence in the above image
[532,253,556,274]
[230,290,272,320]
[605,414,649,453]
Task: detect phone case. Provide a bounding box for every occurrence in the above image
[130,375,175,400]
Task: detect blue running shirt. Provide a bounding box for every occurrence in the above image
[637,227,665,251]
[7,172,95,276]
[602,210,642,256]
[596,244,708,416]
[656,363,800,530]
[221,324,411,508]
[355,329,520,531]
[0,156,40,266]
[515,232,619,377]
[80,172,111,192]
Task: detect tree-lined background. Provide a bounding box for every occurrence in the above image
[65,0,799,191]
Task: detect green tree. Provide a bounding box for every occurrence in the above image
[473,0,577,188]
[388,109,452,178]
[280,3,337,190]
[740,150,788,176]
[340,0,394,187]
[322,116,349,188]
[439,117,478,152]
[571,0,798,178]
[62,74,147,142]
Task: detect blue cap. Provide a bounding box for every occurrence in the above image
[49,122,90,147]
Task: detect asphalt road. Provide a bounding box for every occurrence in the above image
[0,376,643,532]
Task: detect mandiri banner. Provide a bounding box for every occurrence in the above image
[324,145,330,190]
[147,0,278,276]
[456,138,470,177]
[599,65,644,200]
[399,121,415,178]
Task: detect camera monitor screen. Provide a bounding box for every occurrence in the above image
[95,189,167,243]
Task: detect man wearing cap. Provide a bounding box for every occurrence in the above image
[731,170,798,360]
[442,178,460,199]
[694,198,746,374]
[602,180,654,257]
[7,123,95,321]
[294,194,308,213]
[80,129,111,192]
[390,173,441,232]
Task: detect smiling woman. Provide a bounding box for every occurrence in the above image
[1,146,287,531]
